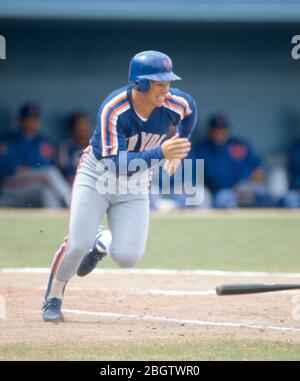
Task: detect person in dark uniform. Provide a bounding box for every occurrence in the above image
[191,113,268,208]
[57,111,92,186]
[0,102,71,208]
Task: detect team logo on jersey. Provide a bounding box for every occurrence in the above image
[39,143,54,160]
[163,59,172,70]
[127,133,167,152]
[228,143,248,160]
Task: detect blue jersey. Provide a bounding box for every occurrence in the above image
[0,141,16,181]
[192,136,265,193]
[0,131,55,180]
[58,138,83,180]
[290,140,300,190]
[91,85,197,168]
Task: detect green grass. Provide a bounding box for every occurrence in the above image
[0,213,299,271]
[1,211,300,361]
[0,339,300,361]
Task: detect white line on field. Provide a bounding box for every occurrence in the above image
[2,268,300,278]
[35,286,299,296]
[35,285,300,296]
[61,308,300,333]
[133,289,216,296]
[36,286,216,296]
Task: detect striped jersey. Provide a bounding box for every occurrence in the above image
[91,85,197,166]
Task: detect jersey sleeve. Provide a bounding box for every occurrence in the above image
[109,129,164,175]
[97,106,164,169]
[238,141,266,181]
[169,90,198,140]
[0,142,18,181]
[177,96,197,139]
[97,93,130,157]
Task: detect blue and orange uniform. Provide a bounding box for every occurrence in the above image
[57,139,83,183]
[290,139,300,190]
[45,86,197,299]
[91,85,197,168]
[42,50,198,323]
[192,136,265,193]
[5,131,55,171]
[0,131,55,182]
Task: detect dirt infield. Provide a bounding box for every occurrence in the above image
[1,269,300,349]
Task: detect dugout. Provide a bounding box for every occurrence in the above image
[0,0,300,163]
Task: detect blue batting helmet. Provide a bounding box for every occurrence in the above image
[128,50,181,93]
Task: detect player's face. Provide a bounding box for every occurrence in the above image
[146,81,170,107]
[73,117,92,142]
[209,127,229,145]
[20,116,40,136]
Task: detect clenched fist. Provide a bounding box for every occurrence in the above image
[161,134,191,161]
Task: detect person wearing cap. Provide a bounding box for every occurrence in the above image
[0,102,71,208]
[57,111,93,186]
[191,112,268,208]
[42,50,198,322]
[279,139,300,208]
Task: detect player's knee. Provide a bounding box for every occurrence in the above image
[109,247,143,268]
[67,241,91,261]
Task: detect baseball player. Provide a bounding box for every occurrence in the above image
[58,111,92,185]
[42,50,197,322]
[0,103,71,208]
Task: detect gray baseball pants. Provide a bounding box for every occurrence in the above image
[47,147,150,288]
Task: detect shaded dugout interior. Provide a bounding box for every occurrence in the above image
[0,19,300,161]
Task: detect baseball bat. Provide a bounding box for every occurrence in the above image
[216,283,300,296]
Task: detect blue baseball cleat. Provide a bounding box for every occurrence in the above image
[42,298,64,322]
[77,226,111,277]
[76,247,105,277]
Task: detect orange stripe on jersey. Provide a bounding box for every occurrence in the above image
[165,95,191,117]
[165,99,186,117]
[102,93,127,156]
[108,101,130,155]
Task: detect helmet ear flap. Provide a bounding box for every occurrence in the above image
[134,78,150,93]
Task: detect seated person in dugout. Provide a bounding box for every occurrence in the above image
[57,110,92,186]
[0,102,71,208]
[191,113,270,208]
[283,139,300,208]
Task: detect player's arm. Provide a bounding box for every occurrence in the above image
[238,141,267,183]
[98,104,190,175]
[110,133,190,176]
[177,95,197,139]
[164,95,197,175]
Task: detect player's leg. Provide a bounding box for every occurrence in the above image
[45,183,109,292]
[76,195,149,276]
[107,195,150,268]
[39,185,65,208]
[43,147,110,322]
[76,224,111,277]
[1,179,62,208]
[43,183,109,322]
[38,166,72,207]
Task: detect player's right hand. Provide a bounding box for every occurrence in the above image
[161,134,191,160]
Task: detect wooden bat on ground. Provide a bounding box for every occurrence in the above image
[216,283,300,296]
